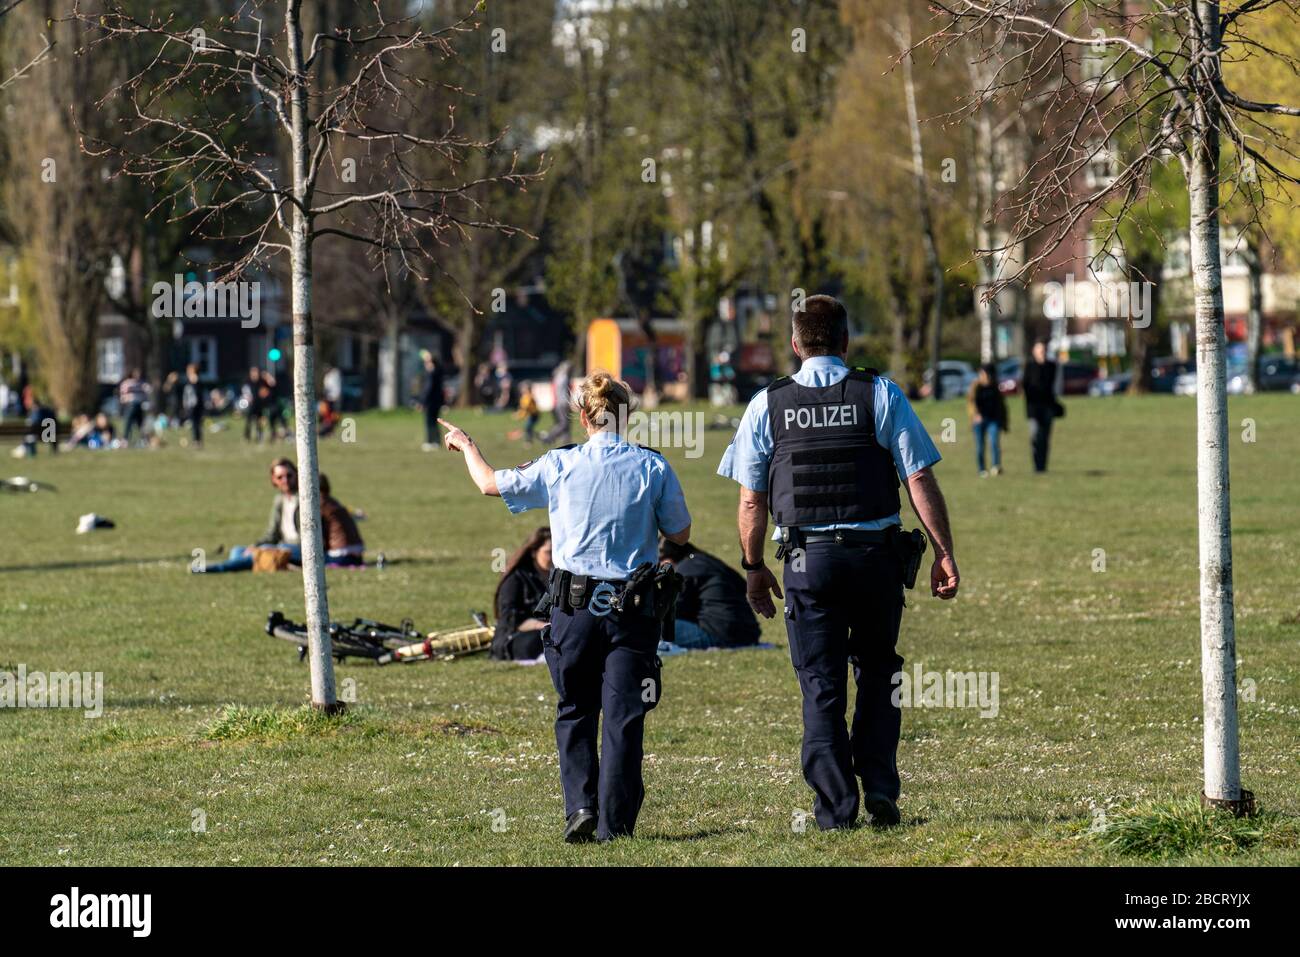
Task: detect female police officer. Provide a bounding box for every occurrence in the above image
[438,371,691,843]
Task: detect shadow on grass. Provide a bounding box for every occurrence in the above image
[0,555,178,573]
[645,826,743,842]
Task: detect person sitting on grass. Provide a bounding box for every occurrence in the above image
[489,526,553,661]
[319,473,365,567]
[658,537,760,649]
[193,458,302,573]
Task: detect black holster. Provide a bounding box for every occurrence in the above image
[890,527,928,590]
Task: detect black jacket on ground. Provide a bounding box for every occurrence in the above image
[674,550,761,646]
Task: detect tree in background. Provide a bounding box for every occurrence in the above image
[2,5,122,415]
[807,0,973,391]
[74,0,540,709]
[933,0,1300,814]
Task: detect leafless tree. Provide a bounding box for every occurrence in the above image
[71,0,541,709]
[929,0,1300,812]
[0,0,55,92]
[3,5,120,415]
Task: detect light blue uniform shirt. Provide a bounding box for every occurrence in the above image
[716,355,941,535]
[495,431,692,580]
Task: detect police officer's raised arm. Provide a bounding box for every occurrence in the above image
[438,418,501,496]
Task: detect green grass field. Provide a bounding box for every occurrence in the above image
[1,395,1297,865]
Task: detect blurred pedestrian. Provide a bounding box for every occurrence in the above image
[1023,340,1061,473]
[181,363,205,447]
[118,368,150,444]
[968,363,1007,477]
[242,367,265,442]
[419,351,444,451]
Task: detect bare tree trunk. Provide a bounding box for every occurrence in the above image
[1244,233,1263,394]
[378,312,399,410]
[898,14,945,399]
[287,0,337,711]
[969,61,996,365]
[1190,0,1239,803]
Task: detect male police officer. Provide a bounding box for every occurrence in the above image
[718,295,959,830]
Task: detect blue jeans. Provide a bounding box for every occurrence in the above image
[672,619,720,649]
[973,420,1001,472]
[202,544,300,573]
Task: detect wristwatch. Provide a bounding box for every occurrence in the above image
[740,555,766,572]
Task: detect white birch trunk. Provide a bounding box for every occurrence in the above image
[969,61,996,365]
[286,0,337,710]
[1190,0,1239,802]
[898,15,945,399]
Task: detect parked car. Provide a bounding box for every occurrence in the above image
[1150,357,1194,393]
[920,360,977,399]
[1088,372,1132,396]
[1173,359,1248,396]
[1061,362,1100,395]
[996,357,1022,395]
[1258,355,1300,392]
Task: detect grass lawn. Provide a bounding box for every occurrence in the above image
[1,394,1297,866]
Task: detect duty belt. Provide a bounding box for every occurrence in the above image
[541,567,645,618]
[776,525,900,558]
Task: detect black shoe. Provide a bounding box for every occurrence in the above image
[563,808,598,844]
[863,793,901,829]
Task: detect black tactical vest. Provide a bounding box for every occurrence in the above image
[766,368,901,526]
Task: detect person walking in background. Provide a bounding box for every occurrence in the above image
[968,363,1008,477]
[160,371,181,427]
[262,370,286,440]
[514,381,540,444]
[1023,339,1061,473]
[242,367,265,442]
[118,368,150,444]
[542,359,573,444]
[181,363,205,448]
[419,351,445,451]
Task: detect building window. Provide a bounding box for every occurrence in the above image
[186,336,218,381]
[1084,141,1119,191]
[97,337,124,384]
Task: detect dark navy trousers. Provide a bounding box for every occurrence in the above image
[782,540,905,829]
[543,604,661,839]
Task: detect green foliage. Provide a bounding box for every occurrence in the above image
[1092,800,1294,861]
[203,705,365,743]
